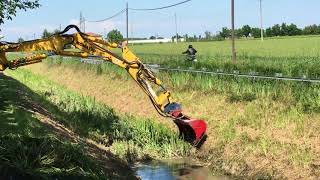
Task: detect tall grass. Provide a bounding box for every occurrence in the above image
[46,58,320,113]
[0,136,107,179]
[0,72,116,179]
[6,69,191,161]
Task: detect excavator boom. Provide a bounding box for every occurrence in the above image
[0,25,207,147]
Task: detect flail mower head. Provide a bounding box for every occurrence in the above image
[164,103,207,148]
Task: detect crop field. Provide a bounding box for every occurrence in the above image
[132,36,320,78]
[3,36,320,179]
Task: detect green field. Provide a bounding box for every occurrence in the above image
[131,36,320,78]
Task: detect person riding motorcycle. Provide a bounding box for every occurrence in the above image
[182,45,197,62]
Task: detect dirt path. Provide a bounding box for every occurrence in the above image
[0,72,138,179]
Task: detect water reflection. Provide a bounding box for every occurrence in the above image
[132,160,230,180]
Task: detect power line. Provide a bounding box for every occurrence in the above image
[86,9,126,23]
[129,0,192,11]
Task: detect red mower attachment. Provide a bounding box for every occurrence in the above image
[164,103,207,148]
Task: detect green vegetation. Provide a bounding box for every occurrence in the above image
[107,29,124,43]
[1,64,191,178]
[42,29,60,39]
[30,35,320,178]
[47,53,320,114]
[5,69,191,159]
[38,57,320,178]
[0,0,40,25]
[4,35,320,178]
[0,73,116,179]
[131,36,320,78]
[189,23,320,41]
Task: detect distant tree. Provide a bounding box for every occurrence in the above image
[42,29,52,38]
[107,29,123,43]
[53,29,60,34]
[204,31,212,40]
[241,25,251,38]
[212,33,224,41]
[287,23,301,36]
[0,0,40,26]
[172,35,183,42]
[303,24,320,35]
[271,24,281,36]
[172,35,182,39]
[280,23,288,36]
[251,27,262,38]
[186,34,197,42]
[235,29,243,38]
[184,34,189,41]
[17,37,24,43]
[265,27,272,37]
[41,29,60,39]
[219,27,230,39]
[149,36,156,39]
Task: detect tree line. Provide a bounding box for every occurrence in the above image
[213,23,320,40]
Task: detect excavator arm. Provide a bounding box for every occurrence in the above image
[0,25,207,147]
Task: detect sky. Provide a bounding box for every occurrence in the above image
[1,0,320,41]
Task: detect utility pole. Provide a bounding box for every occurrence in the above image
[259,0,264,41]
[126,2,129,43]
[83,17,86,33]
[80,11,82,31]
[79,12,86,32]
[175,13,178,44]
[231,0,236,63]
[131,22,133,40]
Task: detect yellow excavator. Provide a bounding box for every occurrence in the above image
[0,25,207,147]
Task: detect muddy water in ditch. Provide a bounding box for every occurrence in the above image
[132,159,230,180]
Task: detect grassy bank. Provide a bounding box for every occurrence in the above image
[0,72,136,179]
[2,68,192,178]
[5,69,191,159]
[23,58,320,179]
